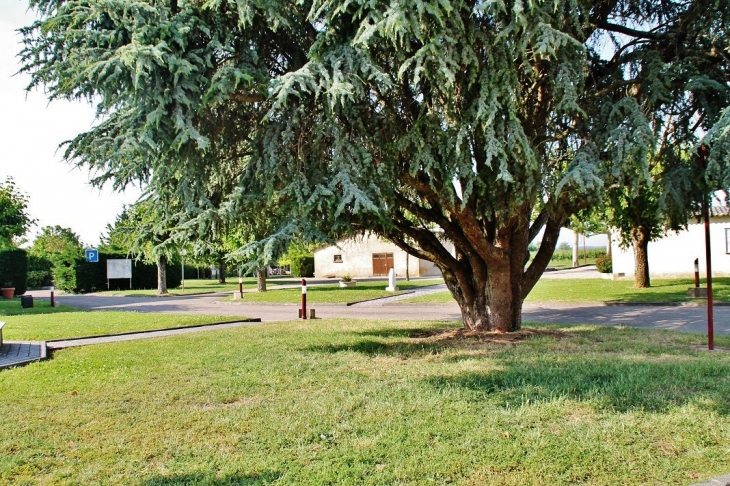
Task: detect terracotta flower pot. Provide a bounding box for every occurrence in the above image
[1,287,15,299]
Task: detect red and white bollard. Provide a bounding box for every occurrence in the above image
[694,258,700,288]
[301,279,307,319]
[50,285,55,307]
[238,276,243,294]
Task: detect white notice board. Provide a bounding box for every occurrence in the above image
[107,259,132,279]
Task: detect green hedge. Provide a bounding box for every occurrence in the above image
[48,252,182,293]
[74,253,182,292]
[290,256,314,278]
[0,248,28,296]
[550,248,607,262]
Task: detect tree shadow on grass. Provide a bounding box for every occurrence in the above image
[425,355,730,415]
[306,326,730,415]
[304,328,569,358]
[139,471,281,486]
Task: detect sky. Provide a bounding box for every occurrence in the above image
[0,0,142,247]
[0,0,606,250]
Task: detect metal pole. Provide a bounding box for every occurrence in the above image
[694,258,700,288]
[181,251,186,293]
[301,278,307,320]
[700,144,713,351]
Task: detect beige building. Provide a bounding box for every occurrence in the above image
[314,233,447,279]
[610,207,730,278]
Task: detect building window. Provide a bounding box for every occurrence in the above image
[334,254,343,263]
[726,229,730,254]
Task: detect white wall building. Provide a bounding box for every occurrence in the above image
[314,233,448,279]
[611,208,730,278]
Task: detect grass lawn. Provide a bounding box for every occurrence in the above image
[94,277,287,297]
[401,277,730,304]
[1,310,242,341]
[225,279,444,304]
[1,318,729,484]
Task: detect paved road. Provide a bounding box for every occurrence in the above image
[24,290,729,336]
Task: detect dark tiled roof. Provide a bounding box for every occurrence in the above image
[710,206,730,217]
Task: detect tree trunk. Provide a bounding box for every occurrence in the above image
[389,205,563,333]
[632,226,650,288]
[256,267,267,292]
[572,231,579,267]
[218,258,227,284]
[157,255,168,295]
[606,230,612,257]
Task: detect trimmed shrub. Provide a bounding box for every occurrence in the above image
[0,248,28,295]
[595,254,613,273]
[27,254,53,288]
[290,256,314,278]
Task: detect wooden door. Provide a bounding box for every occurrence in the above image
[372,253,394,276]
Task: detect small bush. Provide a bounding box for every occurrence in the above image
[290,256,314,277]
[595,254,613,273]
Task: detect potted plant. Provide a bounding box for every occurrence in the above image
[339,274,356,288]
[1,282,15,299]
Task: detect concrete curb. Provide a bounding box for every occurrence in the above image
[45,318,262,349]
[345,291,415,306]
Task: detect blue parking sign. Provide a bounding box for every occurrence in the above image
[85,249,99,263]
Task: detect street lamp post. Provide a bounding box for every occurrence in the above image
[181,249,187,293]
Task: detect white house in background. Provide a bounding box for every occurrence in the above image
[611,206,730,278]
[314,233,450,279]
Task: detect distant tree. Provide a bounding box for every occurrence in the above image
[0,177,34,248]
[31,225,82,256]
[567,210,608,267]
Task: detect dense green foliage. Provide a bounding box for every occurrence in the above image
[20,0,730,331]
[0,178,34,248]
[27,225,84,291]
[0,248,28,295]
[290,255,314,278]
[25,254,52,289]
